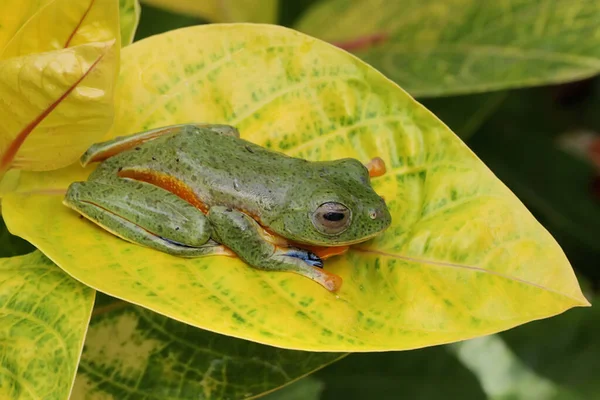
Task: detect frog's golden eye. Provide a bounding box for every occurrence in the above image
[312,202,351,235]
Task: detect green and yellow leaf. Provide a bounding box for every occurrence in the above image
[0,251,95,399]
[71,294,342,399]
[0,0,120,175]
[119,0,141,46]
[140,0,278,24]
[2,24,589,352]
[295,0,600,97]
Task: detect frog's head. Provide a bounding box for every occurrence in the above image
[270,158,392,246]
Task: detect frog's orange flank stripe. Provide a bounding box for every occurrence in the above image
[118,168,210,213]
[0,53,105,173]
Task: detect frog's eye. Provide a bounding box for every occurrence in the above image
[312,202,351,235]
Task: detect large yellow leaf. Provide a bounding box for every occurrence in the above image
[295,0,600,97]
[0,251,95,399]
[2,24,590,351]
[0,0,120,175]
[140,0,278,23]
[0,0,53,49]
[0,0,139,51]
[72,294,342,399]
[0,0,120,59]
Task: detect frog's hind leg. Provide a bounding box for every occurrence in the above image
[63,179,231,257]
[208,206,342,292]
[81,123,240,166]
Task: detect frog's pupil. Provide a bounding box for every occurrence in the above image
[324,212,345,221]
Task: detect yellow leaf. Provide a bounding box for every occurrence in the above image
[0,0,120,175]
[141,0,278,23]
[2,24,590,351]
[0,251,95,399]
[0,42,118,174]
[0,0,53,50]
[0,0,121,59]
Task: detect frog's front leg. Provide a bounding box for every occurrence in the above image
[64,179,230,257]
[208,206,342,292]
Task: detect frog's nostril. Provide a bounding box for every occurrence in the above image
[368,209,377,220]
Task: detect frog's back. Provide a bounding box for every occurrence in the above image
[106,127,315,219]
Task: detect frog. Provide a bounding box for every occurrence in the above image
[63,123,392,292]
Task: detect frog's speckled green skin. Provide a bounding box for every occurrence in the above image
[64,124,391,291]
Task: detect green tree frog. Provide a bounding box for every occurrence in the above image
[63,124,391,292]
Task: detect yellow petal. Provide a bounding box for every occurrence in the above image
[2,24,590,351]
[0,251,95,399]
[141,0,278,23]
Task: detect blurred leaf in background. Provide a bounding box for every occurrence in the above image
[72,293,343,399]
[0,216,34,257]
[295,0,600,97]
[139,0,278,24]
[313,344,487,399]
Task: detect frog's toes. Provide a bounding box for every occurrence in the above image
[284,248,324,268]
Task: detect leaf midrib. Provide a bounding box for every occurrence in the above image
[353,247,589,305]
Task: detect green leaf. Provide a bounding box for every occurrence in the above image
[500,296,600,399]
[134,3,205,41]
[421,92,508,140]
[451,335,580,399]
[295,0,600,97]
[140,0,278,23]
[0,251,95,399]
[314,346,486,399]
[262,376,324,400]
[2,24,589,352]
[71,293,342,399]
[0,216,34,258]
[120,0,141,46]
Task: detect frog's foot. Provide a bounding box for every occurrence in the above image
[64,180,229,257]
[208,206,343,292]
[283,248,323,268]
[81,123,240,166]
[365,157,386,178]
